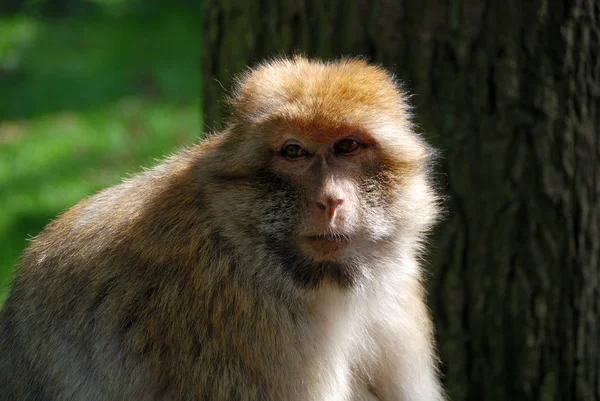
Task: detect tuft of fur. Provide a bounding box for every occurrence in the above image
[0,57,445,401]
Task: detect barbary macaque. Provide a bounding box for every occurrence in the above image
[0,57,445,401]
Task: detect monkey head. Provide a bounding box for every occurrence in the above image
[204,57,439,288]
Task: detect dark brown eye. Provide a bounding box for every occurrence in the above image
[334,139,360,154]
[282,143,307,159]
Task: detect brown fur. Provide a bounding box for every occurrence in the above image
[0,57,444,401]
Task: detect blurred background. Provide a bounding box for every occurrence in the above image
[2,0,598,400]
[0,0,201,303]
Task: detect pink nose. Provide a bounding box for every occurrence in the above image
[316,198,344,221]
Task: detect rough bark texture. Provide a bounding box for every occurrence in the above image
[202,1,600,400]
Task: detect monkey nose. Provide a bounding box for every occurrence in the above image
[316,198,344,221]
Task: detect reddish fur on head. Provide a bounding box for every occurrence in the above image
[222,56,432,173]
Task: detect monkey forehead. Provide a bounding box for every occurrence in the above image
[230,57,409,126]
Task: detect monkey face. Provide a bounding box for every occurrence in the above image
[265,129,395,263]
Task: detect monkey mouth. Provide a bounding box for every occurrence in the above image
[306,233,351,242]
[300,233,354,262]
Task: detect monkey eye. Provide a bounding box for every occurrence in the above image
[281,143,308,159]
[334,138,360,155]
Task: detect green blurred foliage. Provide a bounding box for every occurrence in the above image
[0,0,202,304]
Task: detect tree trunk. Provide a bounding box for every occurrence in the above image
[202,1,600,400]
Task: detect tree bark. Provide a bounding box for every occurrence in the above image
[202,1,600,400]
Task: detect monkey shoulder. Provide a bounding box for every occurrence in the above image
[25,148,209,260]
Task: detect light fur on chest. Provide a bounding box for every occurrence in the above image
[304,281,379,401]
